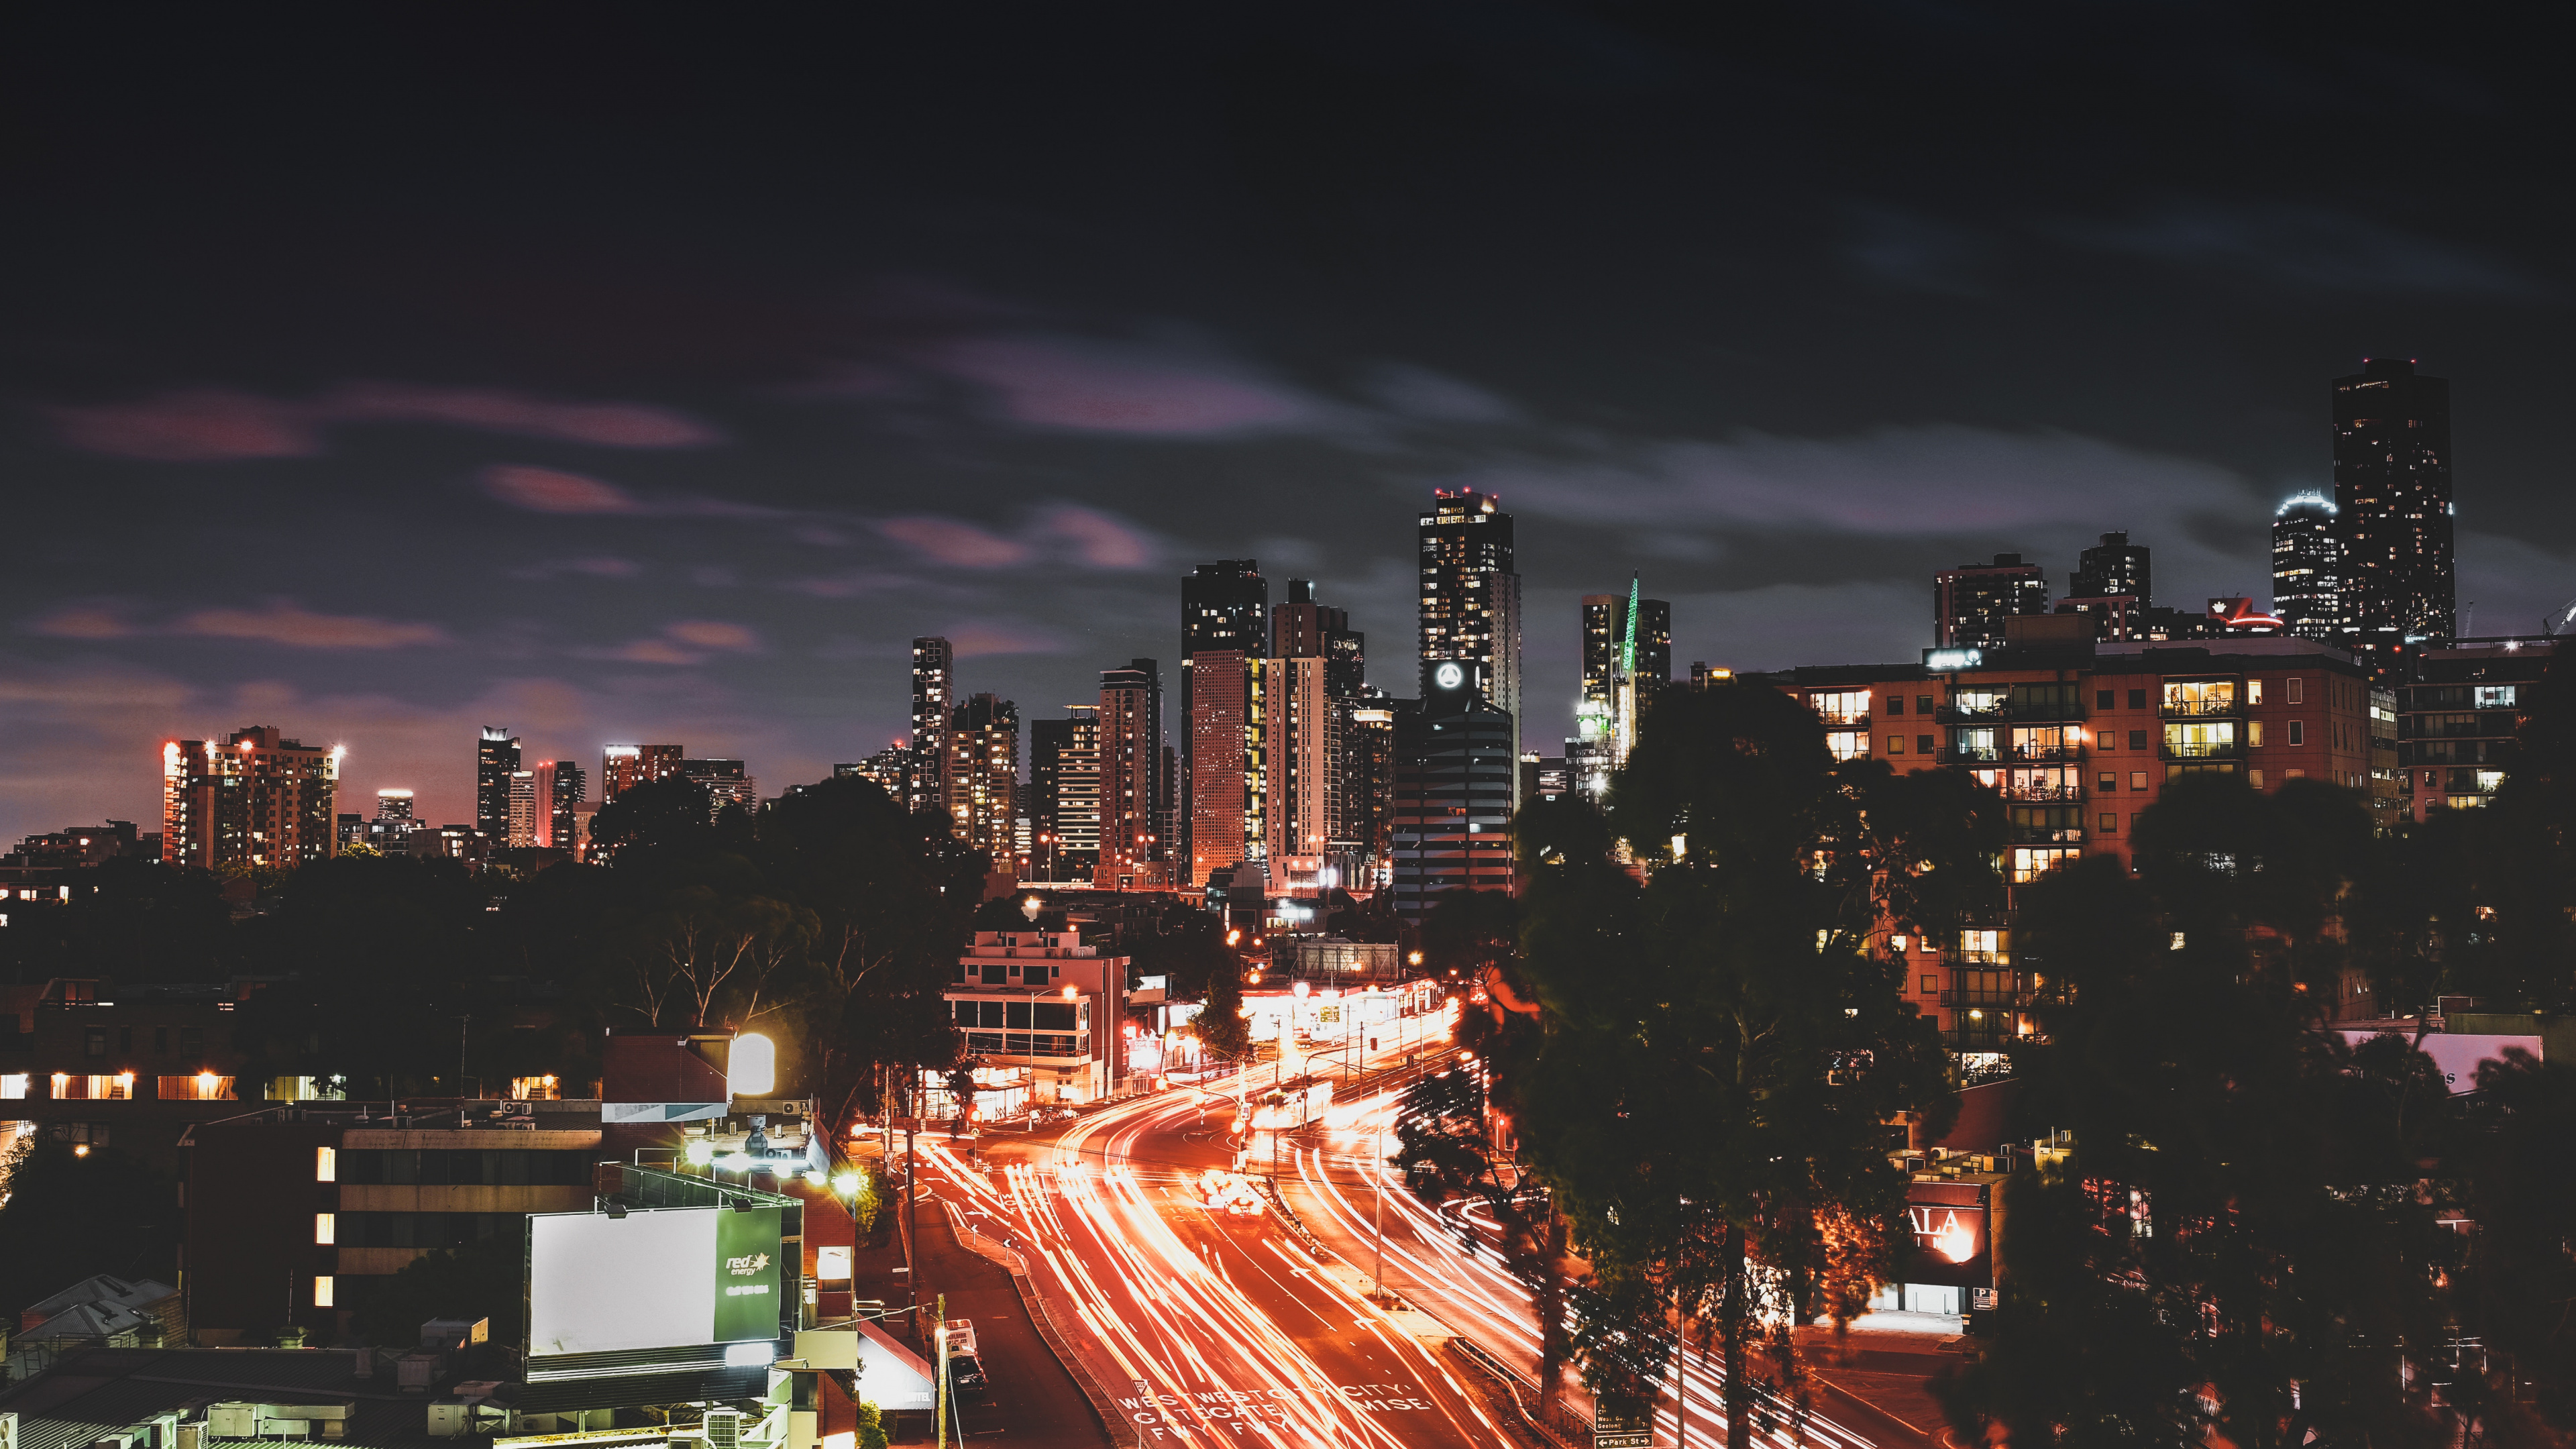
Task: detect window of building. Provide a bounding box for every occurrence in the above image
[1951,688,2006,717]
[2130,771,2148,790]
[2249,720,2264,747]
[2096,690,2115,708]
[159,1073,233,1100]
[1811,690,1870,725]
[2010,847,2081,884]
[2249,770,2264,789]
[2099,813,2117,833]
[54,1073,132,1099]
[316,1146,337,1183]
[1825,731,1868,761]
[1914,734,1933,755]
[1959,929,2004,962]
[2129,730,2149,750]
[1951,727,1997,762]
[1917,696,1935,714]
[2128,689,2147,709]
[2164,721,2238,758]
[1,1074,25,1099]
[2248,680,2265,705]
[2098,773,2118,792]
[313,1276,333,1309]
[2288,678,2304,704]
[315,1212,335,1245]
[1921,975,1938,995]
[2287,720,2305,746]
[2164,679,2237,715]
[85,1027,106,1058]
[2473,685,2518,708]
[1886,695,1905,715]
[1886,735,1906,755]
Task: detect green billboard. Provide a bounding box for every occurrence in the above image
[712,1205,784,1343]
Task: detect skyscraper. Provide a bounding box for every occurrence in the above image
[162,727,341,871]
[367,788,417,855]
[545,761,584,849]
[1185,649,1261,888]
[2333,358,2455,657]
[1264,654,1350,885]
[1097,660,1164,888]
[1346,692,1398,887]
[1273,579,1364,696]
[1390,665,1513,920]
[1050,706,1102,879]
[680,758,759,818]
[1933,554,2051,651]
[945,693,1020,865]
[1418,489,1521,781]
[602,743,684,799]
[2068,532,2152,606]
[2271,493,2344,643]
[476,727,520,841]
[1574,579,1669,796]
[1179,561,1267,871]
[911,636,955,818]
[507,769,539,848]
[837,741,912,804]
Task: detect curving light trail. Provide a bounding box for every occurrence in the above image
[916,1088,1511,1448]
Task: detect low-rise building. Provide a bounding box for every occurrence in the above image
[943,929,1130,1102]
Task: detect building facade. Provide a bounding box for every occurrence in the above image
[1184,649,1262,888]
[910,636,956,817]
[2068,531,2152,606]
[2398,639,2553,819]
[943,929,1130,1102]
[2333,357,2455,663]
[601,743,683,799]
[162,727,341,871]
[1933,553,2051,651]
[1179,560,1268,873]
[506,769,540,848]
[1264,654,1352,892]
[1097,662,1165,888]
[2271,492,2344,642]
[1390,667,1514,920]
[539,760,584,849]
[1418,489,1522,786]
[680,757,759,818]
[476,728,519,842]
[944,692,1020,863]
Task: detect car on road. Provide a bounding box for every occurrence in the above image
[942,1318,989,1397]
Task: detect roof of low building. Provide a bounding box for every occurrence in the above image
[0,1348,477,1449]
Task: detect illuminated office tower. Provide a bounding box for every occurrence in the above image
[1264,653,1351,889]
[506,769,539,847]
[1933,554,2050,651]
[1036,706,1102,880]
[537,761,585,849]
[2271,493,2344,642]
[163,726,341,871]
[476,727,520,841]
[2333,358,2454,657]
[1179,560,1267,871]
[1576,579,1669,796]
[1185,649,1263,887]
[1418,490,1521,788]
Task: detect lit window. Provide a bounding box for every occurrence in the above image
[313,1275,334,1308]
[316,1146,337,1183]
[316,1212,335,1244]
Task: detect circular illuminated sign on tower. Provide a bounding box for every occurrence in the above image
[1434,662,1464,690]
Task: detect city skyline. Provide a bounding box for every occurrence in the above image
[11,10,2576,847]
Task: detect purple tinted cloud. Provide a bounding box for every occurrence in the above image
[877,517,1032,568]
[47,384,719,462]
[1040,505,1156,568]
[931,335,1322,436]
[174,602,451,649]
[482,464,645,514]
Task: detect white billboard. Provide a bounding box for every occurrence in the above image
[528,1210,717,1356]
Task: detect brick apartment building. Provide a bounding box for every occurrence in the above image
[1747,619,2392,1053]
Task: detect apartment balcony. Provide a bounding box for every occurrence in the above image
[1937,703,2007,723]
[1815,713,1870,729]
[2008,823,2087,845]
[2161,741,2241,761]
[2006,744,2084,763]
[1938,987,2027,1009]
[2160,696,2242,719]
[1947,745,2002,764]
[1997,783,2085,802]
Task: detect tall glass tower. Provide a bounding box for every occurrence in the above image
[2333,358,2453,659]
[1417,490,1521,790]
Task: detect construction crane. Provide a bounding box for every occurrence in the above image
[2546,595,2576,637]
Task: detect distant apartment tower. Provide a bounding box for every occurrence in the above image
[1097,661,1164,888]
[366,789,417,855]
[1347,692,1398,886]
[476,727,520,840]
[1185,649,1262,888]
[911,637,956,817]
[162,726,341,871]
[602,743,684,799]
[945,693,1020,864]
[1179,560,1268,871]
[506,769,540,847]
[1390,667,1513,920]
[1580,591,1672,706]
[1265,654,1350,886]
[2333,358,2455,656]
[2068,531,2152,606]
[680,758,759,818]
[1934,553,2051,651]
[1273,578,1364,698]
[1419,489,1522,781]
[2271,493,2344,642]
[1034,706,1102,879]
[520,760,584,849]
[837,741,914,805]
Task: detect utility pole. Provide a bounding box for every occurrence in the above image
[934,1293,949,1449]
[457,1014,471,1099]
[1371,1121,1386,1300]
[905,1070,920,1323]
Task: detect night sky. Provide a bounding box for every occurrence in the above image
[7,6,2571,841]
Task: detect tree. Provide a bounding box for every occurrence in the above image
[0,1137,174,1319]
[354,1237,524,1347]
[1939,780,2464,1446]
[608,888,818,1030]
[1509,683,1968,1448]
[588,775,720,861]
[1193,957,1251,1059]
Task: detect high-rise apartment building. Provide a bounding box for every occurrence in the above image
[945,693,1020,865]
[680,758,759,818]
[1273,579,1364,697]
[542,761,584,849]
[2332,358,2455,658]
[2271,493,2344,643]
[365,788,417,855]
[1097,660,1164,888]
[162,726,341,871]
[1347,693,1398,887]
[1184,649,1263,888]
[911,637,956,817]
[2068,532,2152,606]
[1047,706,1102,878]
[1580,592,1672,706]
[602,743,684,799]
[476,727,520,841]
[1933,553,2051,651]
[837,742,912,804]
[1264,654,1350,887]
[1418,490,1521,782]
[506,769,540,848]
[1179,560,1268,871]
